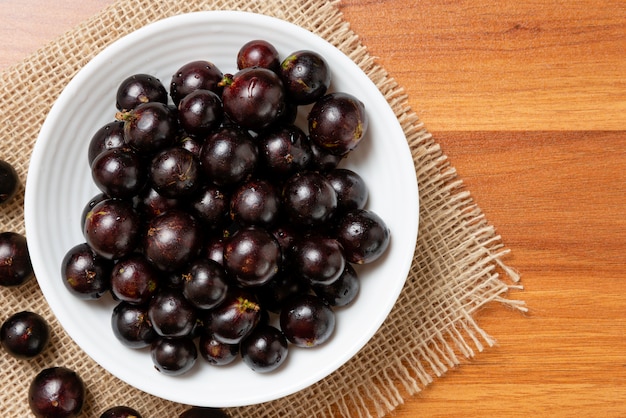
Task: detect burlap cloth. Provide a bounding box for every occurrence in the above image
[0,0,526,416]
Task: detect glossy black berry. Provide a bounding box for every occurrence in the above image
[181,258,229,310]
[282,171,337,226]
[170,60,224,106]
[0,160,19,204]
[117,102,179,154]
[100,405,143,418]
[240,324,288,373]
[229,178,281,227]
[91,147,147,198]
[292,234,345,285]
[312,263,360,307]
[151,336,197,376]
[143,210,203,272]
[83,199,141,260]
[280,50,331,105]
[200,126,258,187]
[188,184,229,229]
[116,73,168,111]
[308,92,368,156]
[224,226,281,287]
[149,147,201,198]
[110,254,160,305]
[148,289,197,338]
[61,242,112,299]
[134,187,179,219]
[87,121,126,166]
[257,124,312,178]
[279,293,335,348]
[179,407,229,418]
[206,288,262,345]
[0,231,34,287]
[111,302,156,349]
[198,333,239,366]
[0,311,50,358]
[326,168,368,213]
[28,367,85,418]
[237,39,281,72]
[220,67,286,131]
[334,209,390,264]
[177,89,224,136]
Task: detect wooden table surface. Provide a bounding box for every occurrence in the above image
[1,0,625,416]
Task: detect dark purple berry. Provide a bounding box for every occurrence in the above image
[199,126,258,187]
[178,135,204,157]
[118,102,179,154]
[28,367,85,418]
[282,171,337,226]
[80,193,109,232]
[151,336,197,376]
[326,168,368,212]
[189,184,229,229]
[334,209,390,264]
[309,140,342,172]
[181,259,229,310]
[220,67,286,131]
[111,302,156,349]
[61,242,111,299]
[143,210,203,272]
[292,234,345,285]
[110,254,160,305]
[0,160,19,204]
[198,333,239,366]
[203,234,226,266]
[116,73,168,111]
[237,39,281,73]
[91,147,146,198]
[83,199,141,260]
[178,89,223,136]
[312,263,360,307]
[229,178,280,226]
[280,50,331,105]
[256,271,309,313]
[149,147,201,198]
[207,288,261,344]
[87,121,126,166]
[134,187,179,219]
[0,231,34,286]
[279,293,335,348]
[170,60,224,105]
[308,92,368,156]
[240,324,288,373]
[0,311,50,358]
[100,405,143,418]
[257,124,312,177]
[224,226,281,287]
[148,289,197,338]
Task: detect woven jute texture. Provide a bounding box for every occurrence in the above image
[0,0,525,416]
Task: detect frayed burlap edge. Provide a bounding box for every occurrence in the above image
[0,0,526,416]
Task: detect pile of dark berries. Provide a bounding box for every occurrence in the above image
[61,39,391,377]
[0,82,230,418]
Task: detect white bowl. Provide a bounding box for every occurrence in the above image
[25,11,419,407]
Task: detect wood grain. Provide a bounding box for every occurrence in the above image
[393,131,626,416]
[1,0,626,416]
[340,0,626,131]
[338,1,626,415]
[0,1,109,68]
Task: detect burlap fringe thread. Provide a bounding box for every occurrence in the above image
[0,0,526,416]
